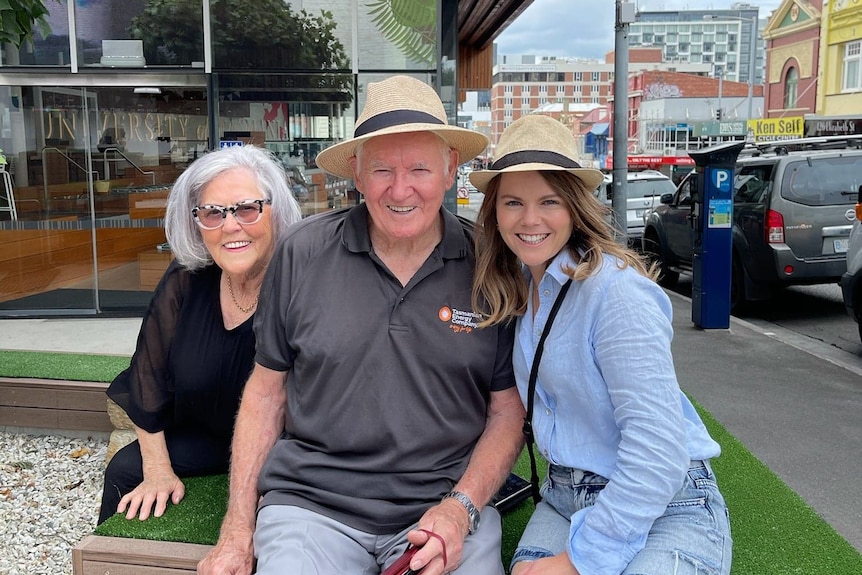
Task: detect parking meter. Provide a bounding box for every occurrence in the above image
[688,141,745,329]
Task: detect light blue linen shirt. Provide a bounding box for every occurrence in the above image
[515,249,720,575]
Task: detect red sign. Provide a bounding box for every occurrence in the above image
[605,155,695,169]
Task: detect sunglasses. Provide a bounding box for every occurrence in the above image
[192,198,271,230]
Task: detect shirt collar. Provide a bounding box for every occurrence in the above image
[531,248,580,288]
[341,203,469,260]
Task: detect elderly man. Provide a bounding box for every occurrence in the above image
[198,75,525,575]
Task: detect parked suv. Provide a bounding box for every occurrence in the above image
[840,201,862,342]
[642,138,862,311]
[596,170,676,246]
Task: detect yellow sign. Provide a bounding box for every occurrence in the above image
[746,117,805,142]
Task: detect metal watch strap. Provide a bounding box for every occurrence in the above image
[443,490,480,534]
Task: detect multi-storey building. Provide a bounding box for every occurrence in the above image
[762,0,862,136]
[630,4,765,86]
[489,50,711,147]
[762,0,822,118]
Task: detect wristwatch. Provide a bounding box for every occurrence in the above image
[443,491,481,535]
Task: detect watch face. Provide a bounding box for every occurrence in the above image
[469,510,480,534]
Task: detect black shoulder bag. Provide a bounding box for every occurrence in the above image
[523,278,573,504]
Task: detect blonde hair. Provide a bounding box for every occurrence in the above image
[472,171,656,326]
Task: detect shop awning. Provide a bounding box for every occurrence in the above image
[590,123,609,136]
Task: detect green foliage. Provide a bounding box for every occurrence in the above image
[366,0,436,66]
[0,350,129,382]
[0,0,58,48]
[128,0,349,70]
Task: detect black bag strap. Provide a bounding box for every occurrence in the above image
[524,278,572,504]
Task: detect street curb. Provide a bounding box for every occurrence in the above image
[665,289,862,378]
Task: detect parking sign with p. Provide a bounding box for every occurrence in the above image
[712,168,732,194]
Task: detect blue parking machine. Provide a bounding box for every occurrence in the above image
[688,141,745,329]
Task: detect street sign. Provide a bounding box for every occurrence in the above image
[219,140,243,148]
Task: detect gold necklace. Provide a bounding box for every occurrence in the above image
[226,273,259,313]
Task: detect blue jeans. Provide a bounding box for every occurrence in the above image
[511,460,732,575]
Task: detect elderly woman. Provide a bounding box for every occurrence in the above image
[98,145,302,524]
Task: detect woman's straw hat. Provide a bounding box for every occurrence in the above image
[315,75,489,179]
[469,115,605,193]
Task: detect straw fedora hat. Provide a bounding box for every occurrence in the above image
[315,75,489,179]
[469,115,604,193]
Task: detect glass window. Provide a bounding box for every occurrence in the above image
[216,0,353,70]
[735,167,772,204]
[77,0,203,67]
[784,67,799,108]
[1,0,71,66]
[0,83,207,313]
[843,41,861,92]
[782,157,862,206]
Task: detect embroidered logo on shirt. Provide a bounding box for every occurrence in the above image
[438,306,480,334]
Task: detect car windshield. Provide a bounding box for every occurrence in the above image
[629,178,676,198]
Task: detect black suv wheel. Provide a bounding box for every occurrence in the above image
[642,232,678,287]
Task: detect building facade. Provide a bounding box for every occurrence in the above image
[631,5,765,86]
[762,0,822,117]
[489,52,711,147]
[0,0,525,317]
[817,0,862,117]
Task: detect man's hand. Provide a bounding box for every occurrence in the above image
[197,527,255,575]
[404,498,472,575]
[117,471,185,521]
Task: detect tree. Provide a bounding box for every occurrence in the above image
[0,0,59,48]
[127,0,352,106]
[128,0,349,71]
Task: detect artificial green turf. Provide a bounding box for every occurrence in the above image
[95,474,227,543]
[694,401,862,574]
[94,410,862,574]
[0,350,129,381]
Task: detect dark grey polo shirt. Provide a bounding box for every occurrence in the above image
[252,203,516,534]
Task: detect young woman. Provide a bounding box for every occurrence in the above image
[470,115,731,575]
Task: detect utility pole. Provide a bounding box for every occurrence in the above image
[612,1,635,243]
[747,18,757,120]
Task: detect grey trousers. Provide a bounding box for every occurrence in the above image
[254,504,505,575]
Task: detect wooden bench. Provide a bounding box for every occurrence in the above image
[0,376,111,432]
[73,535,212,575]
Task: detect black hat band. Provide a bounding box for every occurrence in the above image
[354,110,444,137]
[491,150,582,170]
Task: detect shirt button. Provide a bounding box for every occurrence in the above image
[543,290,550,297]
[546,408,551,415]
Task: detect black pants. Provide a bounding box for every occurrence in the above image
[98,430,229,524]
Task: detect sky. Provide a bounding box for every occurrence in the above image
[495,0,785,61]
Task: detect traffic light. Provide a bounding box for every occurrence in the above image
[716,109,722,121]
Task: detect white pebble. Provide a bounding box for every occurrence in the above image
[0,432,107,575]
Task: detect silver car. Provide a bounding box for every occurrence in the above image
[597,170,677,246]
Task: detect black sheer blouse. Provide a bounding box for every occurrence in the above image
[107,261,255,444]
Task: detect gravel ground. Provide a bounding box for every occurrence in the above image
[0,432,107,575]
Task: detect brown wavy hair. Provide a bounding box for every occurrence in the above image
[472,170,657,327]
